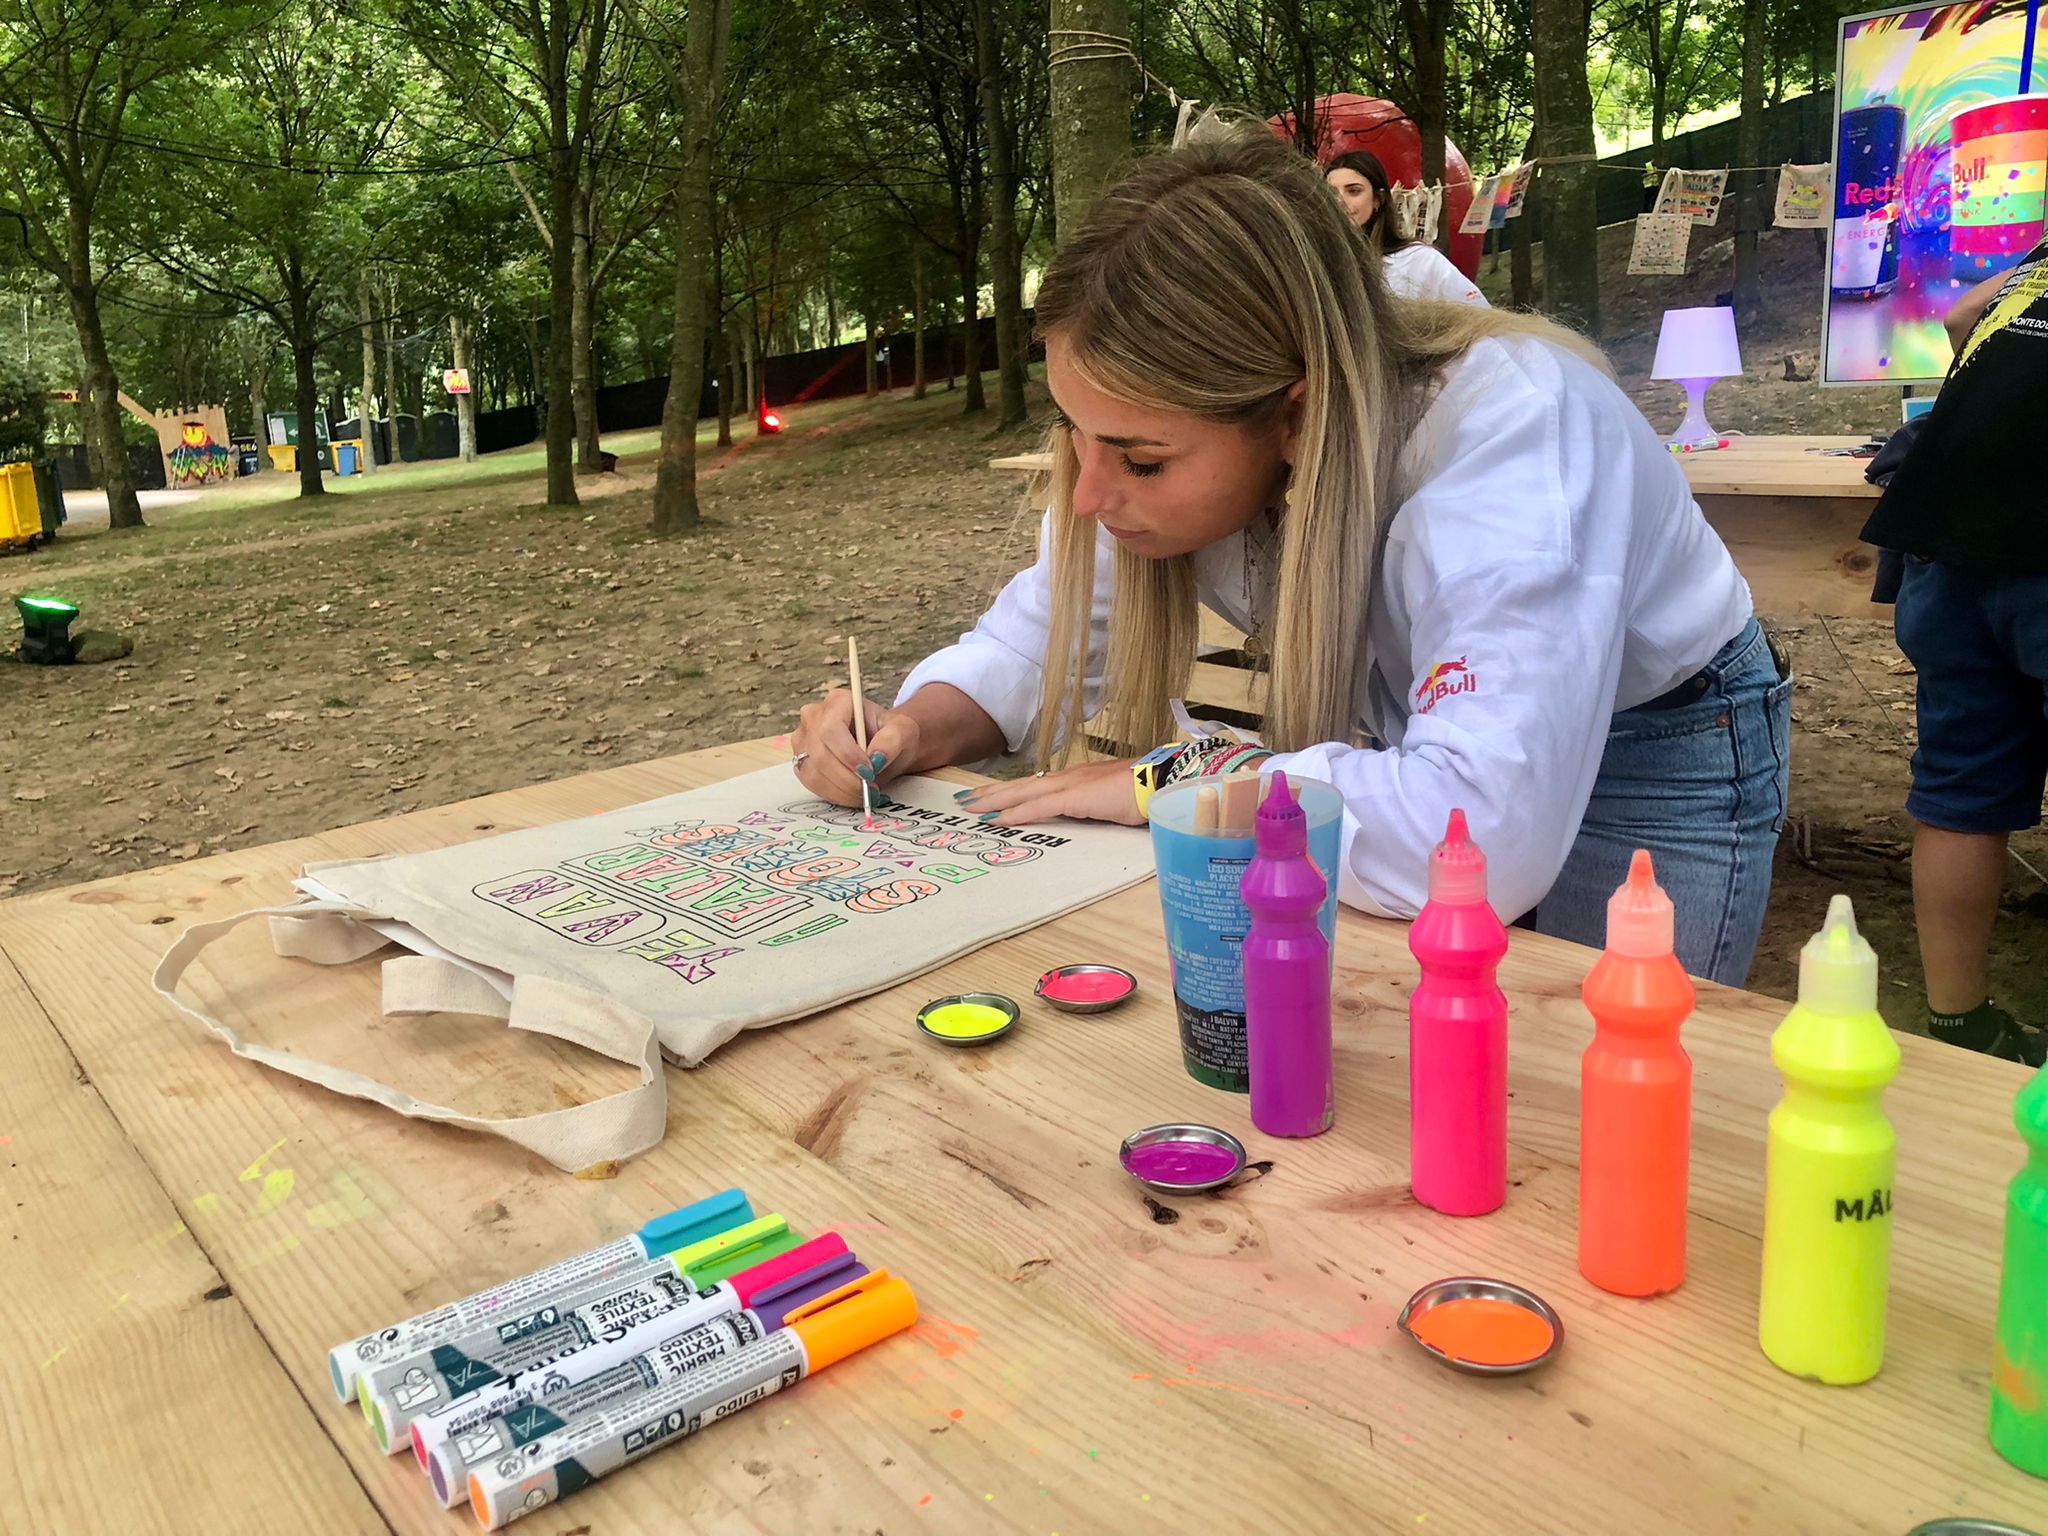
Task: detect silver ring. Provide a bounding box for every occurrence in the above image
[791,752,809,769]
[1033,770,1048,778]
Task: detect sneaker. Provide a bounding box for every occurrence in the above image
[1984,1011,2048,1069]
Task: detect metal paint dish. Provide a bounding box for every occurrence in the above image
[1118,1123,1247,1194]
[1905,1523,2044,1536]
[916,992,1020,1047]
[1397,1276,1563,1377]
[1034,963,1139,1012]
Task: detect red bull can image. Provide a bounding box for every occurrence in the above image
[1833,103,1905,299]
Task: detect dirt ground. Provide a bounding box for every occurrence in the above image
[6,266,2045,1033]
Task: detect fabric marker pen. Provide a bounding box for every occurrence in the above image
[361,1214,803,1453]
[410,1236,852,1486]
[327,1189,751,1402]
[468,1271,919,1530]
[419,1241,866,1507]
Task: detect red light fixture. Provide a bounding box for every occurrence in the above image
[757,398,783,435]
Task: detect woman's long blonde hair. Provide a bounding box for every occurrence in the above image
[1030,120,1602,766]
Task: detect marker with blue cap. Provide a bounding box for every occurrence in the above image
[326,1188,752,1403]
[359,1213,804,1454]
[417,1235,867,1507]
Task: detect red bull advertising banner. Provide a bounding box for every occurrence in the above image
[1823,0,2046,385]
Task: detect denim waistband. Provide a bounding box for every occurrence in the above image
[1634,618,1776,712]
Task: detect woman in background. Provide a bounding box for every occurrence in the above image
[1323,149,1486,307]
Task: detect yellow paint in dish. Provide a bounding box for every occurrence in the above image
[920,1001,1014,1041]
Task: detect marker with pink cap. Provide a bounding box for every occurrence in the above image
[1407,809,1509,1216]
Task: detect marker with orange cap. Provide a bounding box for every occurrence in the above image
[464,1271,919,1530]
[1578,850,1695,1297]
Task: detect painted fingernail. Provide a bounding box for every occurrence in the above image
[869,752,887,771]
[975,812,997,823]
[952,788,974,802]
[855,765,874,782]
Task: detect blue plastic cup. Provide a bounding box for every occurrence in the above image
[1148,775,1342,1092]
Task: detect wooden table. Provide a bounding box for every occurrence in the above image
[4,737,2041,1534]
[993,433,1886,620]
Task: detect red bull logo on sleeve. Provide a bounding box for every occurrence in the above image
[1413,656,1476,715]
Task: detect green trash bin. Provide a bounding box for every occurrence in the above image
[32,457,64,536]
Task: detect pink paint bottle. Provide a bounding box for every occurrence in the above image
[1241,771,1335,1138]
[1407,809,1509,1216]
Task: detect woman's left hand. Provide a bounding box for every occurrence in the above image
[954,760,1145,827]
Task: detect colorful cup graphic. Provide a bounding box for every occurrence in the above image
[1148,776,1342,1093]
[1949,93,2048,280]
[1833,103,1907,298]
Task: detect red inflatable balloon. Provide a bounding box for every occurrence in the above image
[1269,93,1483,279]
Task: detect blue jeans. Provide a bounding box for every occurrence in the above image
[1530,618,1793,986]
[1894,558,2048,835]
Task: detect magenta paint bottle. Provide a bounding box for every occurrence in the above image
[1407,809,1509,1216]
[1241,771,1336,1137]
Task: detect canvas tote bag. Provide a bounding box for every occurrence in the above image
[156,764,1156,1169]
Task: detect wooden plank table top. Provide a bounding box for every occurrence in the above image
[3,736,2042,1535]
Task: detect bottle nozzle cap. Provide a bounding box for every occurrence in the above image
[1254,770,1307,857]
[1604,848,1675,958]
[1426,807,1489,905]
[1796,893,1879,1015]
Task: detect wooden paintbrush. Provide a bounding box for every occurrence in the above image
[848,637,875,828]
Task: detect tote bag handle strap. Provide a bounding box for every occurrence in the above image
[153,903,667,1173]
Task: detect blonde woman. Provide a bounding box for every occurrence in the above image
[790,126,1791,984]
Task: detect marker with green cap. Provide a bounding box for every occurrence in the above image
[359,1214,804,1453]
[326,1189,752,1403]
[1990,1063,2048,1476]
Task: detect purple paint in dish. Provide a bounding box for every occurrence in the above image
[1121,1139,1241,1185]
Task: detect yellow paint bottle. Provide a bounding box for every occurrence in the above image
[1758,895,1900,1385]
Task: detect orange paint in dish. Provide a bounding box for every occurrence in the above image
[1406,1297,1555,1367]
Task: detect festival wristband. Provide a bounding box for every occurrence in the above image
[1132,743,1186,819]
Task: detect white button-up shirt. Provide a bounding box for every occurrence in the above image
[898,334,1753,923]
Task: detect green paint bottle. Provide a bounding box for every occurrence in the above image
[1990,1063,2048,1477]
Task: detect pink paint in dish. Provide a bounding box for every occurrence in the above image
[1119,1123,1247,1192]
[1034,964,1138,1012]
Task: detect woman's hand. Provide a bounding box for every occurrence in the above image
[792,688,924,809]
[955,760,1144,827]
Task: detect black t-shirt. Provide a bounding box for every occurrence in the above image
[1863,235,2048,572]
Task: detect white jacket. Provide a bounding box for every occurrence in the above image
[1384,243,1488,306]
[897,334,1753,923]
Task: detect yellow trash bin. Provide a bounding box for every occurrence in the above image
[0,462,39,547]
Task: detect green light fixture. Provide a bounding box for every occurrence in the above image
[15,593,80,664]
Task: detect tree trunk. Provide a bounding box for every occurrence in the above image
[714,321,733,446]
[249,367,271,472]
[865,315,877,396]
[651,0,729,532]
[740,321,756,418]
[356,277,378,474]
[63,212,141,527]
[1511,130,1538,308]
[287,267,325,499]
[958,249,985,413]
[1531,0,1600,334]
[943,293,956,390]
[1398,0,1451,235]
[451,312,479,463]
[1731,0,1771,314]
[572,183,601,474]
[912,245,928,400]
[1048,0,1133,245]
[544,119,579,505]
[974,0,1029,425]
[379,275,398,463]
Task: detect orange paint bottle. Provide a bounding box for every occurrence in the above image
[1578,850,1695,1297]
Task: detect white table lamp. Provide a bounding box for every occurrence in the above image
[1651,305,1742,446]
